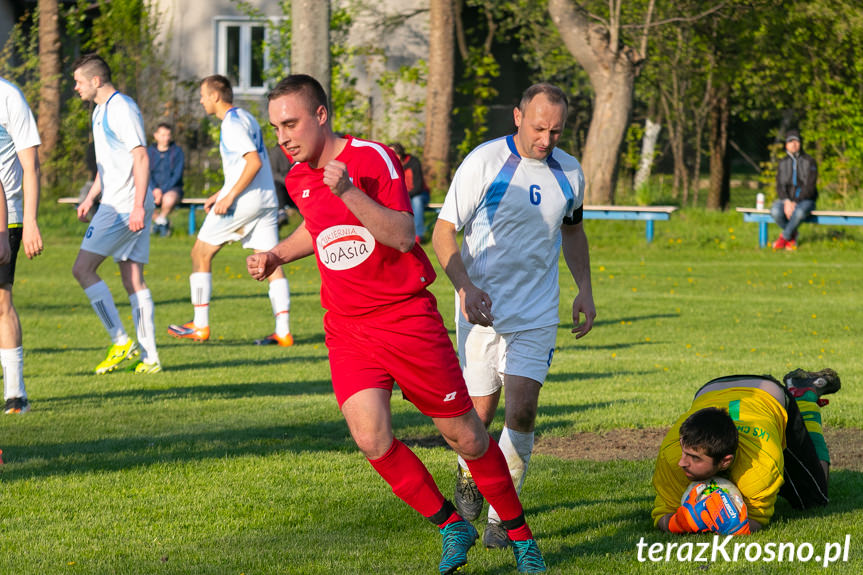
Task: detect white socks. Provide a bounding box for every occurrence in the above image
[487,426,534,524]
[268,277,291,337]
[130,289,159,364]
[190,272,212,327]
[1,346,25,400]
[84,281,128,344]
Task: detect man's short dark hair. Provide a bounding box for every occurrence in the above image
[201,74,233,104]
[156,122,172,131]
[519,82,568,114]
[679,407,739,464]
[389,142,406,159]
[268,74,329,117]
[73,53,112,84]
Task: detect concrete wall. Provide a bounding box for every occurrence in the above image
[152,0,286,86]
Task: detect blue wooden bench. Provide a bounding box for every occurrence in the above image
[428,203,677,243]
[736,207,863,248]
[59,197,208,235]
[582,205,677,242]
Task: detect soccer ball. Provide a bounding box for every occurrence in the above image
[682,476,746,514]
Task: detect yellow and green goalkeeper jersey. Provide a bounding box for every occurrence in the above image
[652,387,788,527]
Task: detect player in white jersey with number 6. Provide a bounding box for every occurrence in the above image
[71,54,161,375]
[433,82,596,549]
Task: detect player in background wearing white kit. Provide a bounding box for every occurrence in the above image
[0,76,45,413]
[71,54,161,375]
[433,83,596,548]
[168,75,291,347]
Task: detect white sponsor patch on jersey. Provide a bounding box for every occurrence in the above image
[317,225,375,270]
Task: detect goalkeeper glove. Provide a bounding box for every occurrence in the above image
[669,488,750,535]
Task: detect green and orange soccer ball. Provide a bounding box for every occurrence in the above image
[682,476,747,515]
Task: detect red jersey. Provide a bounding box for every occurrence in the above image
[286,135,436,316]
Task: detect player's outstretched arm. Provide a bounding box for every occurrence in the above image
[432,219,494,326]
[562,221,595,337]
[247,220,314,281]
[17,145,43,258]
[322,160,415,253]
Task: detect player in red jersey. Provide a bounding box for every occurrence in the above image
[246,75,547,574]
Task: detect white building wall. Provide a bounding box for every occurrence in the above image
[152,0,286,85]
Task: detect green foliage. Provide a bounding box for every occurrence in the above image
[329,6,371,138]
[1,0,172,200]
[495,0,592,156]
[376,59,428,152]
[732,0,863,210]
[455,49,499,160]
[0,8,41,98]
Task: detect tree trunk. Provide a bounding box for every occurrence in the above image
[424,0,455,193]
[707,88,729,210]
[634,115,661,191]
[549,0,640,205]
[38,0,61,184]
[291,0,331,98]
[659,91,686,200]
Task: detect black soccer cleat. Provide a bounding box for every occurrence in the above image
[454,464,484,522]
[784,368,841,397]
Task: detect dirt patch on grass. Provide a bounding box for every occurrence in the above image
[534,427,863,471]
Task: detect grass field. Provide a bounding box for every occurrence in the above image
[0,205,861,574]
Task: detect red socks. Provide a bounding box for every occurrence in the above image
[367,439,446,519]
[463,436,533,540]
[368,436,534,539]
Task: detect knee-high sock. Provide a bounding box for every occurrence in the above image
[795,390,830,463]
[268,277,290,337]
[463,436,533,540]
[1,347,25,400]
[190,272,211,327]
[487,426,534,524]
[84,281,127,344]
[368,439,446,519]
[130,289,159,364]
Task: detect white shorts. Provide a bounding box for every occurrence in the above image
[197,205,279,251]
[80,204,152,263]
[456,323,558,397]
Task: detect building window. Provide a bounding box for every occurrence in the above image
[215,18,272,95]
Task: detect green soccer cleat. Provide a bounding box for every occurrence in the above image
[95,341,139,375]
[512,539,547,573]
[439,520,478,575]
[128,360,162,374]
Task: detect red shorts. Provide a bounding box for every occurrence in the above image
[324,290,474,418]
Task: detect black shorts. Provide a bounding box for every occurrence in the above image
[698,374,829,509]
[779,381,830,508]
[0,227,23,285]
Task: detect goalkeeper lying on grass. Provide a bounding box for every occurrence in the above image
[651,369,840,535]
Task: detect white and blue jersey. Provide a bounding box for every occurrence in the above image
[438,134,585,333]
[218,107,278,210]
[92,91,151,212]
[0,76,41,225]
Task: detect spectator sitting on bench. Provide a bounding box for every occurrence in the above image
[148,123,185,237]
[771,129,817,251]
